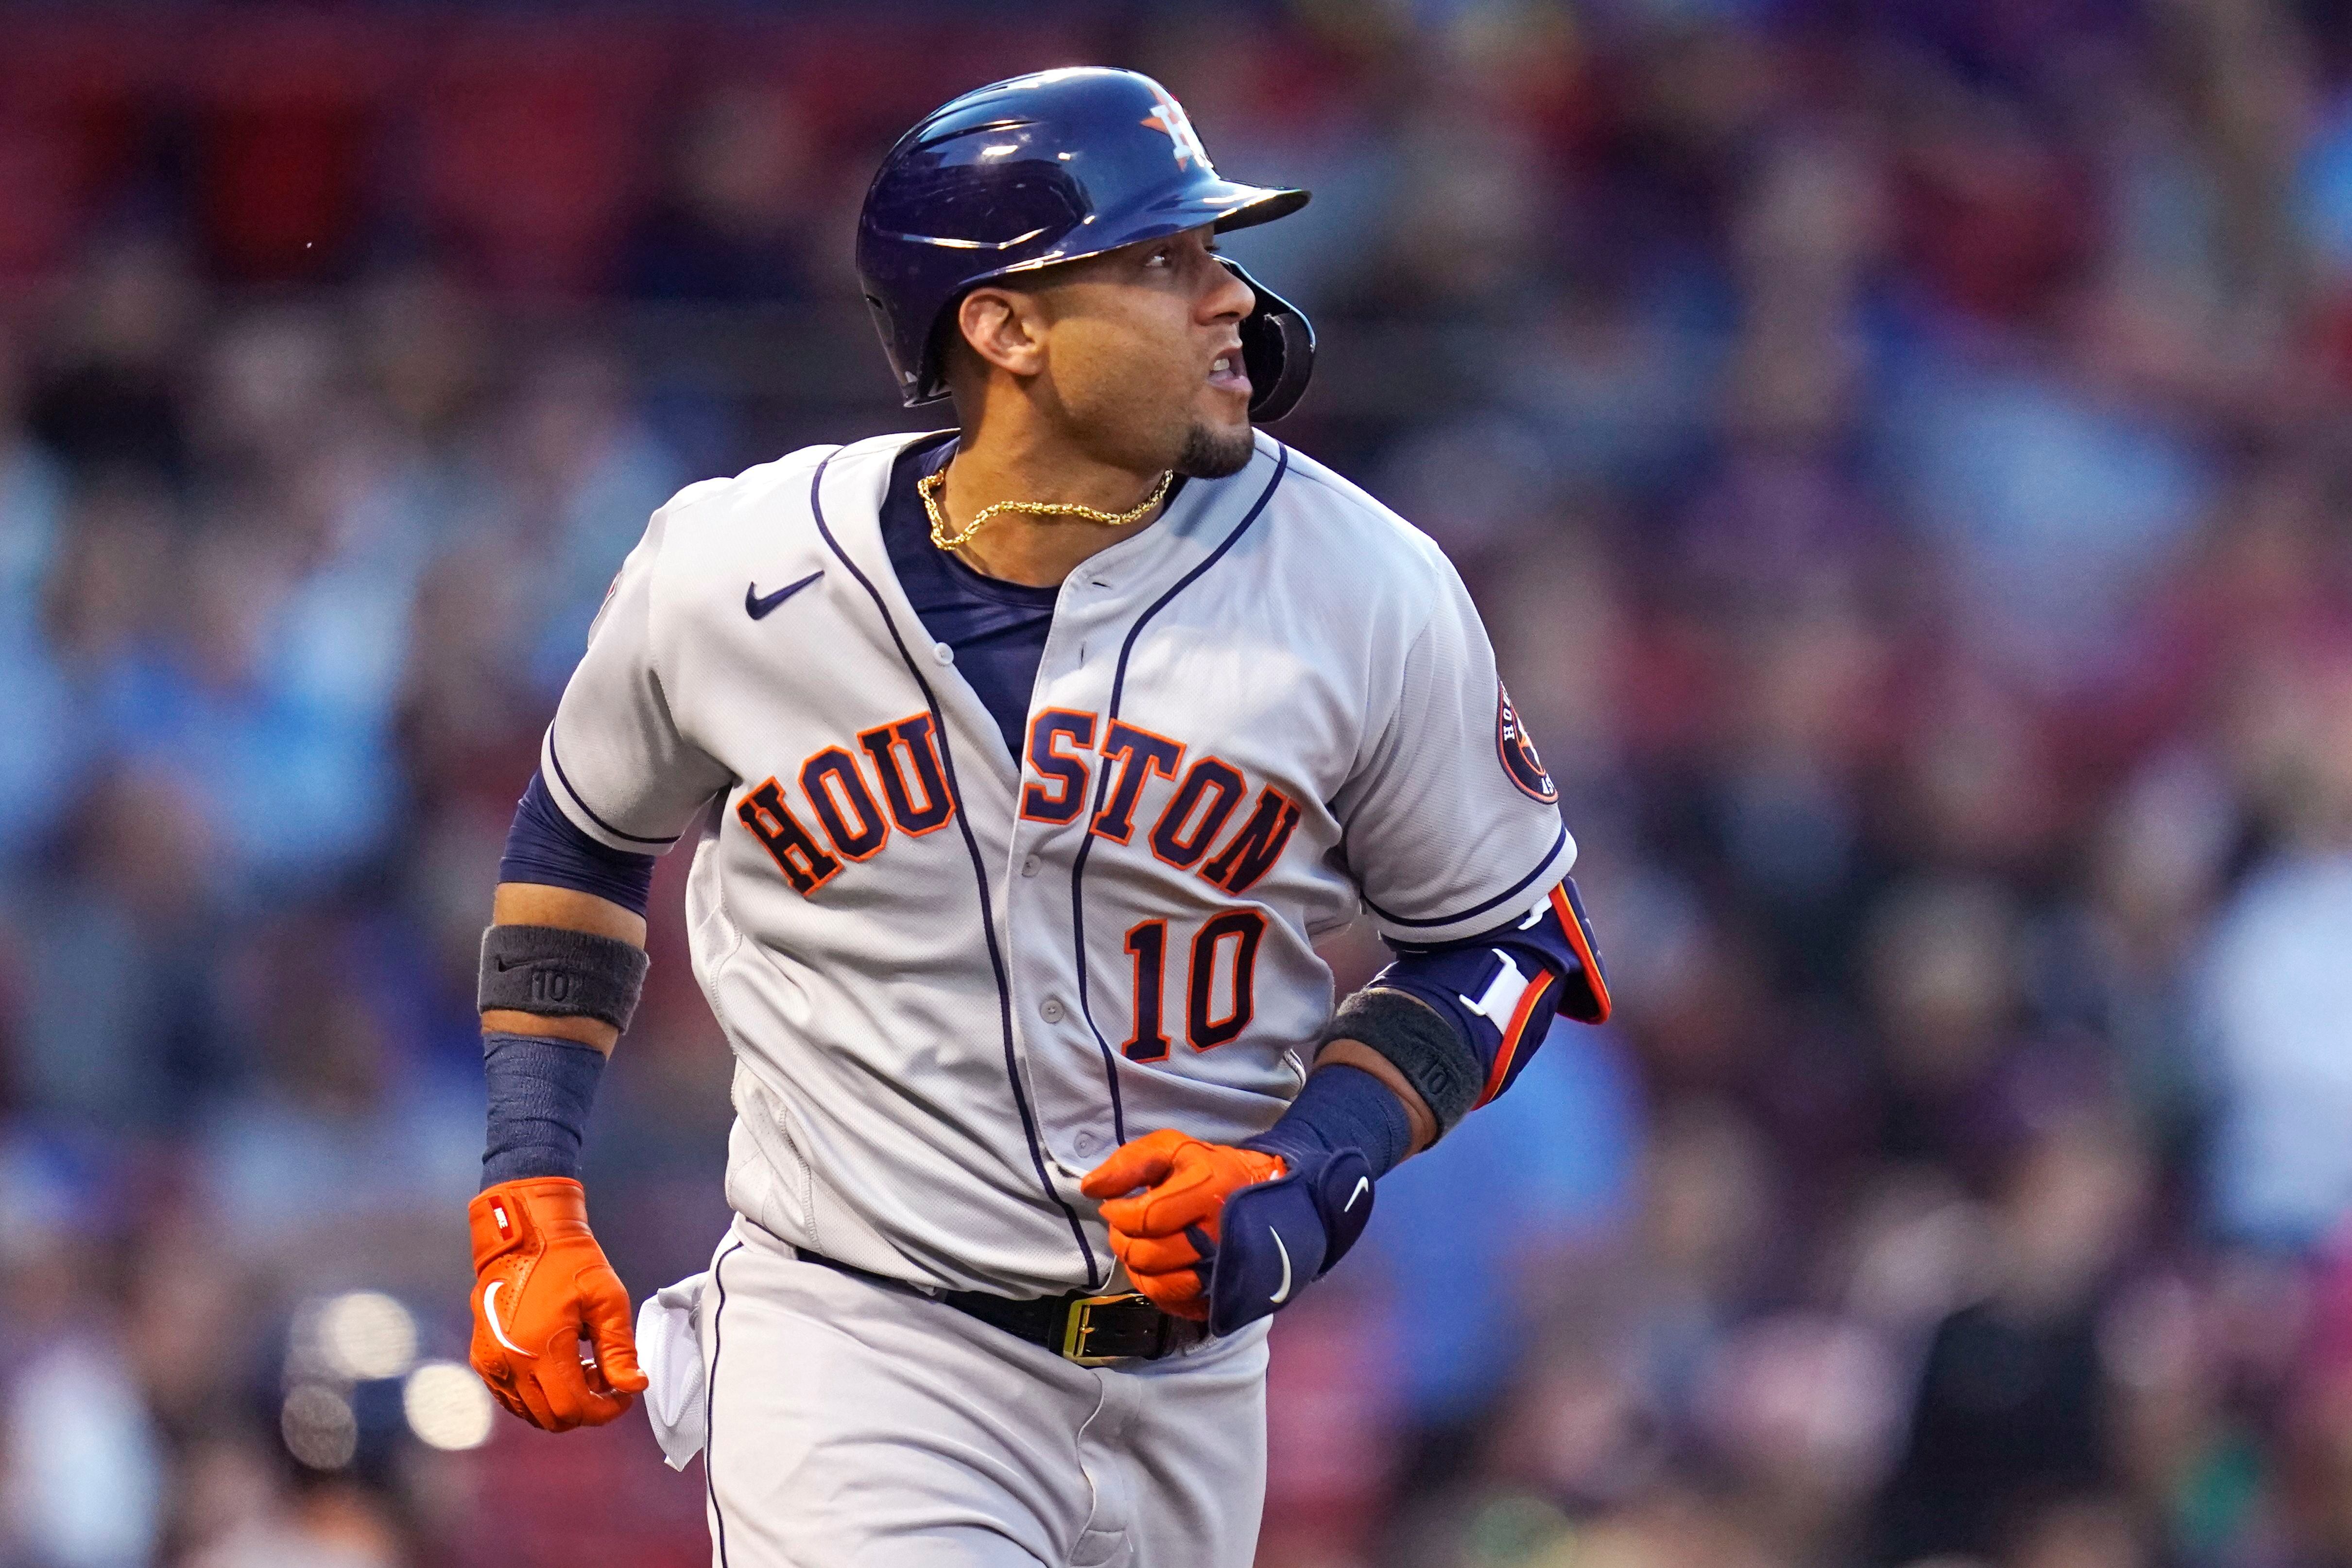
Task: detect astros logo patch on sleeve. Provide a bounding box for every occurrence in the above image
[1495,682,1556,803]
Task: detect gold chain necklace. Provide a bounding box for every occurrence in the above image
[920,467,1173,551]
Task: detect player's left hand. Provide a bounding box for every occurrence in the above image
[1082,1128,1375,1336]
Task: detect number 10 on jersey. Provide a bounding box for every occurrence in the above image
[1119,911,1268,1061]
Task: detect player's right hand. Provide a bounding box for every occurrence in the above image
[1081,1129,1287,1321]
[1085,1127,1378,1337]
[467,1177,648,1431]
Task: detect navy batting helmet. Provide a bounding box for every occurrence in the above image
[856,67,1317,422]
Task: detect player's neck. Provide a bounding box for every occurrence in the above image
[936,431,1170,589]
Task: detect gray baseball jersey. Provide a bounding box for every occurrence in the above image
[543,429,1574,1299]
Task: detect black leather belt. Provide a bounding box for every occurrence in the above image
[794,1249,1195,1366]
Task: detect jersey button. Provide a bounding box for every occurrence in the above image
[1020,854,1042,878]
[1073,1131,1099,1156]
[932,642,955,665]
[1039,998,1064,1023]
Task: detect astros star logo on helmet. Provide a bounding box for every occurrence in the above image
[1140,86,1214,172]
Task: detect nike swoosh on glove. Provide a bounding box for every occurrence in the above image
[1082,1128,1375,1336]
[469,1177,648,1431]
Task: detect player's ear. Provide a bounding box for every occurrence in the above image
[954,287,1050,381]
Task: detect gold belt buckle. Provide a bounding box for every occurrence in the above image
[1061,1292,1150,1366]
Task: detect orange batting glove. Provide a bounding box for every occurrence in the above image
[1081,1129,1286,1320]
[468,1177,647,1431]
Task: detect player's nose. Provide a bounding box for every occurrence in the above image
[1201,254,1255,322]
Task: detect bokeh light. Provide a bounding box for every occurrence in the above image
[280,1383,358,1471]
[317,1291,418,1382]
[403,1361,496,1452]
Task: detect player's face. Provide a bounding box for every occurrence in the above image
[1032,227,1260,479]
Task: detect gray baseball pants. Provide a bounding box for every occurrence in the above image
[696,1216,1271,1568]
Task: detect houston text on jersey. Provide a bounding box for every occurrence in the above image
[735,706,1303,900]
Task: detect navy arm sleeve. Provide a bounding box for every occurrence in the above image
[498,770,659,918]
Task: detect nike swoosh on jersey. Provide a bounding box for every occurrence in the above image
[745,570,824,620]
[1344,1176,1369,1212]
[1269,1230,1293,1305]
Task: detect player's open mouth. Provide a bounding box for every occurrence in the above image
[1208,352,1251,395]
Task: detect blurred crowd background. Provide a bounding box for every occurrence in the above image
[5,1,2352,1565]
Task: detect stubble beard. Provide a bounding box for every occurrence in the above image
[1176,419,1256,479]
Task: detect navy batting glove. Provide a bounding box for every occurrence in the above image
[1205,1062,1408,1334]
[1086,1066,1403,1335]
[1205,1140,1375,1337]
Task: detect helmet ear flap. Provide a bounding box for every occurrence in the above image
[1222,259,1315,424]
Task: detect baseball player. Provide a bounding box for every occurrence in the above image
[464,68,1611,1567]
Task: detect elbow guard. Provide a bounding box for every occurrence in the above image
[1325,878,1611,1137]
